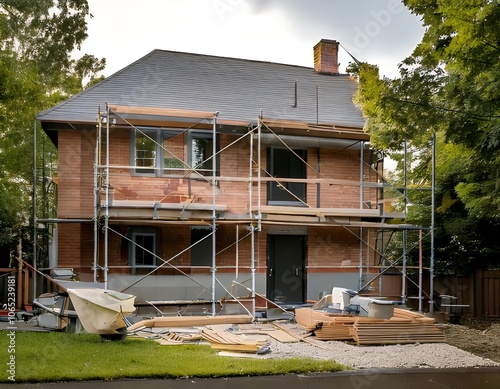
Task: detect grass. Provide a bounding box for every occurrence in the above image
[0,331,348,382]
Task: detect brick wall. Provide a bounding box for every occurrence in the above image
[58,129,95,218]
[74,129,377,212]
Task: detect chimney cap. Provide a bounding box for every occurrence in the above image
[313,38,339,49]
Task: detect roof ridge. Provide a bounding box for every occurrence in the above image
[150,48,318,71]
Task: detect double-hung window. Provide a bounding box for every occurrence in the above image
[132,129,159,175]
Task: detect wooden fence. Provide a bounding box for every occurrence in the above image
[435,270,500,319]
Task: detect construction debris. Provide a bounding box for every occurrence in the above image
[126,292,446,355]
[294,305,445,345]
[128,320,287,355]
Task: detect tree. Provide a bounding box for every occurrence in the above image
[0,1,105,262]
[352,0,500,274]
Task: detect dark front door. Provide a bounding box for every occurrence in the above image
[268,148,306,205]
[267,235,306,304]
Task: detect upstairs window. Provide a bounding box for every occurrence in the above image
[268,147,307,206]
[130,128,219,177]
[134,130,157,174]
[190,133,219,177]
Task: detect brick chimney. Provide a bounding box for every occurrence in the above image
[314,39,339,75]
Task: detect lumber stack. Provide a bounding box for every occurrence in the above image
[201,328,269,353]
[313,321,352,340]
[349,321,446,345]
[295,307,351,331]
[392,308,436,323]
[295,306,445,345]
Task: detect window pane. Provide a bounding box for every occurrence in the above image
[163,134,185,174]
[135,132,156,172]
[268,148,307,204]
[134,234,155,266]
[192,138,213,173]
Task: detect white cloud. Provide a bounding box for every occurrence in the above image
[76,0,424,79]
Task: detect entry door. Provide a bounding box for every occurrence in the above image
[267,235,306,304]
[268,148,306,205]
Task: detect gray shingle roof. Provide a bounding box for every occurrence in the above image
[37,49,364,128]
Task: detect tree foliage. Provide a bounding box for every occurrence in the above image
[353,0,500,274]
[0,1,105,259]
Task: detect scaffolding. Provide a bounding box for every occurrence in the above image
[33,103,436,317]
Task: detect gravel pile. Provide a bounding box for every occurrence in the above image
[263,338,500,369]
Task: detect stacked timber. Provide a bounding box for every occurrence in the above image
[201,327,269,353]
[295,306,445,345]
[349,321,446,345]
[392,308,437,323]
[314,317,386,341]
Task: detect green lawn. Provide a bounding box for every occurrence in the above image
[0,331,347,382]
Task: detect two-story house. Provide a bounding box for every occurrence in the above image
[36,39,408,312]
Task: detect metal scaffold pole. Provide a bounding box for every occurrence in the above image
[211,112,218,316]
[402,140,408,306]
[32,120,37,301]
[429,133,436,314]
[94,108,100,283]
[103,104,110,290]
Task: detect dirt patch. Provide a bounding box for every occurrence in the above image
[442,319,500,363]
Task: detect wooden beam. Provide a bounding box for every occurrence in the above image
[108,104,215,120]
[127,314,253,331]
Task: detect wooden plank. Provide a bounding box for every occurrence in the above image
[217,351,265,359]
[127,314,252,331]
[349,321,446,345]
[210,343,262,353]
[108,104,214,120]
[260,329,298,343]
[272,322,332,350]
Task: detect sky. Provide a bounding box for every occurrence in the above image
[78,0,426,79]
